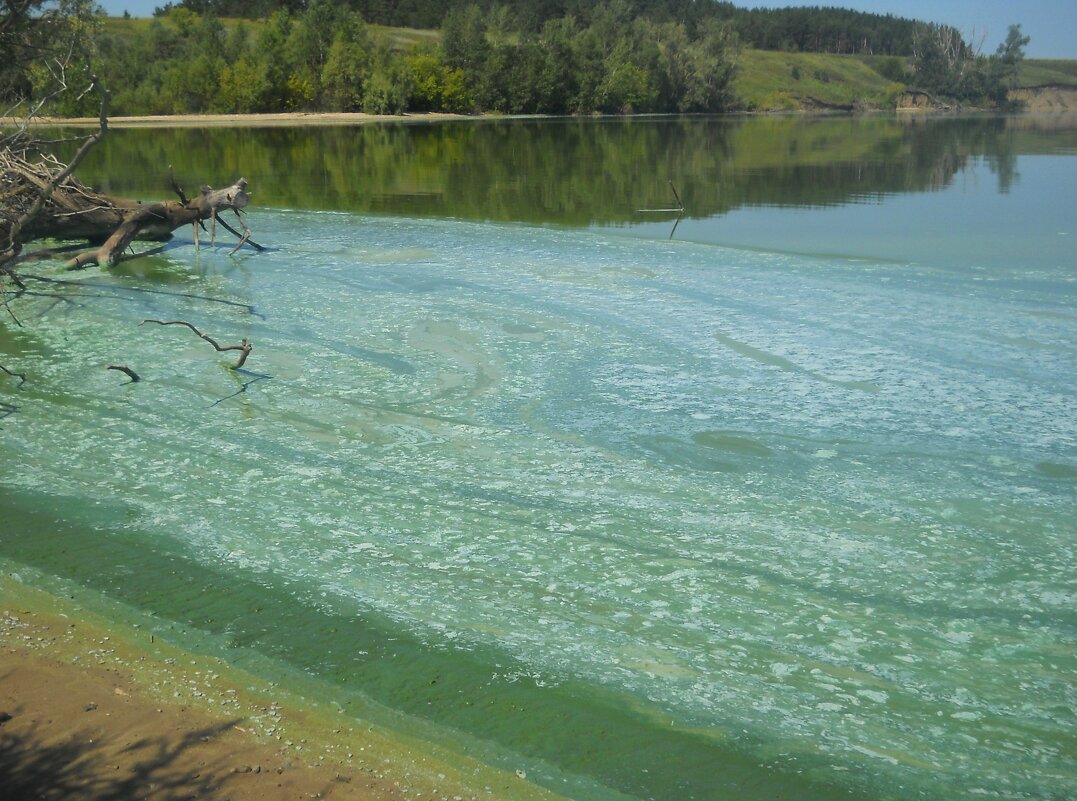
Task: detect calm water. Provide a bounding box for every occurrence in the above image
[2,115,1076,801]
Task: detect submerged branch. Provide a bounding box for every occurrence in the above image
[1,364,27,387]
[106,364,140,383]
[21,274,263,318]
[139,318,252,368]
[217,210,265,253]
[209,368,272,407]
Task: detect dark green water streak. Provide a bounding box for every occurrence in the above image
[0,484,876,801]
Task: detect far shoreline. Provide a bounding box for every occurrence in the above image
[17,101,1071,130]
[19,111,500,128]
[10,108,929,130]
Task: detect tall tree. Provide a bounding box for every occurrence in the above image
[993,24,1029,84]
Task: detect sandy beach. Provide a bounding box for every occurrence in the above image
[20,111,499,128]
[0,576,557,801]
[1,650,386,801]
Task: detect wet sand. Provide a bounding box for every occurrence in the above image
[0,576,560,801]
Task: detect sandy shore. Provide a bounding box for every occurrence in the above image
[20,112,508,128]
[0,576,560,801]
[1,651,385,800]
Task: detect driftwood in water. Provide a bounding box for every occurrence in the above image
[65,179,253,269]
[106,364,140,383]
[1,153,258,270]
[140,318,252,369]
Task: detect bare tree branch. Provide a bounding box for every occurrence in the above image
[1,72,109,266]
[219,209,265,253]
[1,363,27,386]
[139,319,253,369]
[167,163,189,205]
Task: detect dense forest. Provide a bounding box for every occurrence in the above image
[2,1,1029,117]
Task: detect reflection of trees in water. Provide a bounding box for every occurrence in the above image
[69,115,1075,226]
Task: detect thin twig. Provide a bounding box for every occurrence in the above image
[669,212,683,240]
[1,267,27,291]
[1,271,26,325]
[209,369,272,407]
[140,319,253,368]
[167,164,188,204]
[2,296,23,326]
[668,179,685,211]
[1,364,27,387]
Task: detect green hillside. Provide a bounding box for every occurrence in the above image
[734,50,904,110]
[1017,59,1077,87]
[735,53,1077,111]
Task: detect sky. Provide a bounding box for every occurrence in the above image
[95,0,1076,59]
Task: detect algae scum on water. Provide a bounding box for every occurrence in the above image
[3,117,1077,801]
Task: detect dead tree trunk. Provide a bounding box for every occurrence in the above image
[2,154,256,271]
[64,179,252,269]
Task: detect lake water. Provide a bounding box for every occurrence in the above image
[2,115,1075,801]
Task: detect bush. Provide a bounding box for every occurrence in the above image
[874,56,906,83]
[363,66,411,115]
[405,51,472,113]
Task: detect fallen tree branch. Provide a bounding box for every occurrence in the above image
[139,318,252,368]
[107,364,140,383]
[2,296,23,326]
[65,179,251,269]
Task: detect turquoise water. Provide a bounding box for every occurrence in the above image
[2,117,1077,801]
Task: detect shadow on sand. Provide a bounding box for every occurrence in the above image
[0,708,242,801]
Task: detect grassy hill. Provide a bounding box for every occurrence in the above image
[734,52,1077,111]
[734,50,903,110]
[1016,59,1077,87]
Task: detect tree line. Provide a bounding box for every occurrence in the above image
[2,1,1030,118]
[30,1,737,116]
